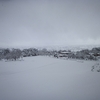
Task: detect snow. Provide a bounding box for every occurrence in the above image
[0,56,100,100]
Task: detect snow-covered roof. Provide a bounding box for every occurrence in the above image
[60,51,71,54]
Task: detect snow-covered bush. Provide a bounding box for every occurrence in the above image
[91,63,100,72]
[11,49,22,60]
[4,49,22,61]
[0,52,3,60]
[22,48,38,57]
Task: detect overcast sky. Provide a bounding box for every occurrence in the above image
[0,0,100,48]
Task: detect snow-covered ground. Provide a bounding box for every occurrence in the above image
[0,56,100,100]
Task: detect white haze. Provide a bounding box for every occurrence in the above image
[0,0,100,47]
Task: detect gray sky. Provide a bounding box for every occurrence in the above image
[0,0,100,48]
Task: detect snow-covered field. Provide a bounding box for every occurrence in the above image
[0,56,100,100]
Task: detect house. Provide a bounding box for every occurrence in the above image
[54,51,74,58]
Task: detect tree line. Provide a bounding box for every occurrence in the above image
[0,47,100,61]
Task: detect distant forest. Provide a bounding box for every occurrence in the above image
[0,47,100,61]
